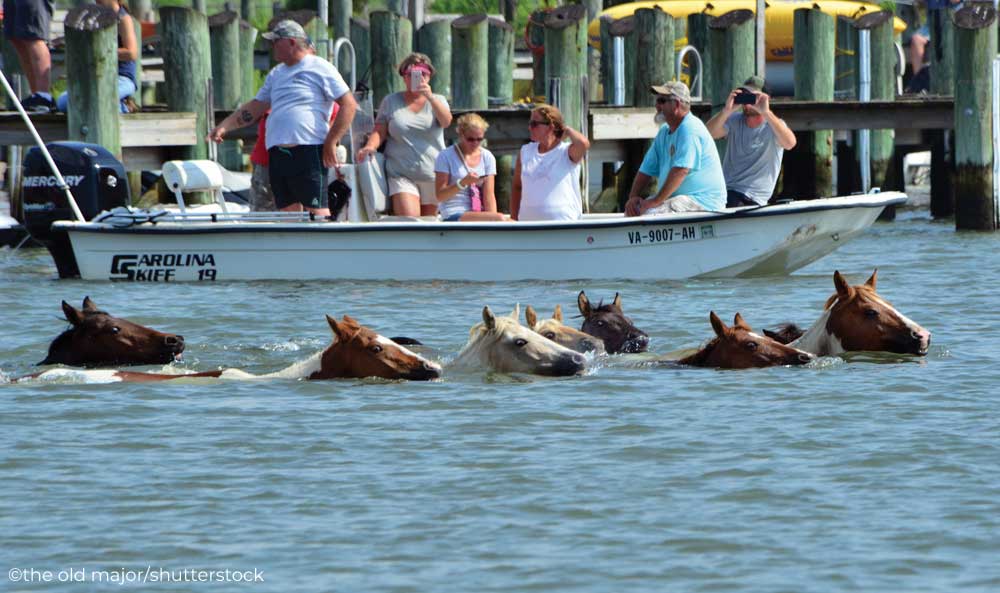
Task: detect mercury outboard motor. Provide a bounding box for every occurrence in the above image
[21,142,130,278]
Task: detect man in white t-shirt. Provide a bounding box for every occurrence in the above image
[208,20,357,215]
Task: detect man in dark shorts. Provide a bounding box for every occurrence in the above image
[2,0,57,112]
[207,20,357,215]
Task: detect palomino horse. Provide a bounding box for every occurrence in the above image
[784,270,931,357]
[678,312,814,369]
[577,291,649,354]
[40,297,184,367]
[23,315,441,383]
[525,304,606,354]
[452,305,586,376]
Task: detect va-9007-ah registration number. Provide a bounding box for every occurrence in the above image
[627,225,699,245]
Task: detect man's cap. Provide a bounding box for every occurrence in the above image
[262,20,307,41]
[649,81,691,103]
[739,75,766,93]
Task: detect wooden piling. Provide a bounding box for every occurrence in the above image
[370,10,413,107]
[608,17,636,106]
[494,153,513,213]
[835,16,858,100]
[708,10,755,110]
[686,13,713,104]
[528,9,547,99]
[953,5,997,230]
[330,0,351,42]
[210,11,243,170]
[351,18,371,88]
[240,0,254,23]
[161,6,211,161]
[64,4,121,158]
[240,21,258,103]
[598,16,614,102]
[584,0,602,102]
[634,7,674,108]
[792,8,835,199]
[416,18,452,99]
[855,12,896,191]
[930,6,957,217]
[451,14,489,109]
[131,17,143,109]
[543,5,588,132]
[488,17,514,106]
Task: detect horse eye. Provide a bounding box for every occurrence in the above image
[515,338,527,347]
[111,326,120,334]
[745,341,758,351]
[864,309,879,319]
[544,332,556,339]
[596,320,605,327]
[370,345,383,354]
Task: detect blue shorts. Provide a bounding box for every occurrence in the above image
[268,145,327,210]
[441,212,463,222]
[2,0,54,41]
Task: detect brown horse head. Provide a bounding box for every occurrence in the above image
[39,297,185,367]
[309,315,442,380]
[679,312,814,369]
[819,269,931,355]
[525,304,606,354]
[577,291,649,354]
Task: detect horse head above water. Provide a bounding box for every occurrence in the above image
[577,291,649,354]
[679,312,814,369]
[525,304,606,354]
[40,297,184,367]
[790,269,931,357]
[309,315,442,380]
[453,305,586,376]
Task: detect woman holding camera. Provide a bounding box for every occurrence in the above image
[355,53,452,216]
[510,104,590,221]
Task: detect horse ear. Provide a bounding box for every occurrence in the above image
[482,306,497,331]
[82,296,98,312]
[710,311,728,338]
[612,292,622,310]
[525,305,538,329]
[509,303,520,321]
[553,304,563,322]
[733,312,752,332]
[577,291,592,318]
[833,270,854,300]
[865,268,878,290]
[62,301,84,326]
[326,314,344,339]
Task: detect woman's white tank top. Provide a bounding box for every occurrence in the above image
[518,141,581,221]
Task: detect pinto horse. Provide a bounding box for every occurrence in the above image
[452,305,586,376]
[577,291,649,354]
[23,315,441,383]
[40,297,184,367]
[525,304,606,354]
[678,312,814,369]
[783,270,931,357]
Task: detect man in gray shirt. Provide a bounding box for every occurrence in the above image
[706,76,797,207]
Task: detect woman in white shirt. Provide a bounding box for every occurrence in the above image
[510,104,591,221]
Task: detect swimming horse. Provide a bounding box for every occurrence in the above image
[577,291,650,354]
[678,312,814,369]
[452,305,587,376]
[773,270,931,357]
[524,304,606,354]
[23,315,441,383]
[39,297,185,367]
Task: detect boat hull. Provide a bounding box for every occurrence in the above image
[54,193,905,282]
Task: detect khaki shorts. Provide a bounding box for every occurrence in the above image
[645,195,705,215]
[388,176,438,206]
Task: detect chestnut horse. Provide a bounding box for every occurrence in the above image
[452,305,586,376]
[678,312,814,369]
[577,291,649,354]
[783,270,931,357]
[40,297,184,367]
[525,304,606,354]
[23,315,441,383]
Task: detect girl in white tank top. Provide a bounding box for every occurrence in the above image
[517,141,582,221]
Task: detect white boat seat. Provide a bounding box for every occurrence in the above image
[161,160,229,215]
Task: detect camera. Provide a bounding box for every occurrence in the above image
[410,70,422,92]
[734,91,758,105]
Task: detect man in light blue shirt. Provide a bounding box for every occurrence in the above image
[625,81,726,217]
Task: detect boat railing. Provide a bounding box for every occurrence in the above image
[94,208,318,228]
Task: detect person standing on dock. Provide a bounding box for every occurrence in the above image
[208,19,357,217]
[625,81,725,217]
[3,0,56,112]
[705,76,797,208]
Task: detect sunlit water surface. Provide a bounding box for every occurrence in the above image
[2,209,999,592]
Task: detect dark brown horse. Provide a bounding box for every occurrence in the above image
[40,297,184,367]
[25,314,441,383]
[679,312,814,369]
[778,270,931,356]
[577,291,649,354]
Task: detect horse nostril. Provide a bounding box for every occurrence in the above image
[571,353,585,366]
[797,353,812,363]
[164,335,183,346]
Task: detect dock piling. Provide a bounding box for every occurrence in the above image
[416,18,452,99]
[451,14,489,110]
[792,7,836,199]
[371,11,413,106]
[64,4,122,158]
[634,7,674,108]
[543,5,588,132]
[488,17,514,106]
[209,10,244,171]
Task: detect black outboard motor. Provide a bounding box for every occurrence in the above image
[21,142,130,278]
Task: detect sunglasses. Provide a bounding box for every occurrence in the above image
[655,96,675,104]
[464,136,485,143]
[528,120,550,128]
